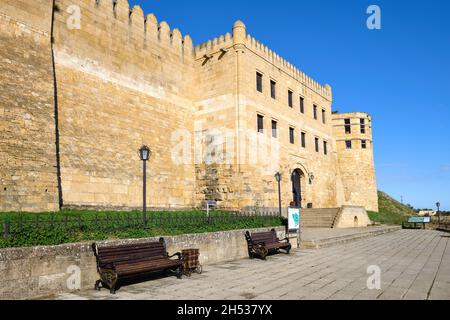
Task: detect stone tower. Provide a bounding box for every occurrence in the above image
[332,112,379,212]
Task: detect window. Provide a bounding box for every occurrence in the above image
[300,97,305,114]
[289,127,295,144]
[301,132,306,148]
[256,72,263,93]
[270,80,276,99]
[360,119,366,134]
[361,140,367,149]
[315,138,319,152]
[272,120,278,138]
[257,114,264,134]
[313,105,318,120]
[345,119,351,134]
[322,109,326,124]
[288,90,293,108]
[346,140,352,149]
[324,141,328,155]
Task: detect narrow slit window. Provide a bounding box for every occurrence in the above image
[257,114,264,134]
[300,97,305,114]
[272,120,278,138]
[288,90,293,108]
[270,80,276,99]
[313,105,318,120]
[361,140,367,149]
[256,72,263,93]
[290,127,295,144]
[315,138,319,152]
[345,119,351,134]
[301,132,306,148]
[346,140,352,149]
[322,109,326,124]
[360,119,366,134]
[324,141,328,155]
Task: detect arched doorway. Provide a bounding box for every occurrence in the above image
[291,169,304,208]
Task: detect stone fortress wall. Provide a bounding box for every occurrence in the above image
[0,0,379,213]
[0,0,59,212]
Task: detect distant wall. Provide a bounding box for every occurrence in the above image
[52,0,197,209]
[0,226,286,300]
[0,0,59,212]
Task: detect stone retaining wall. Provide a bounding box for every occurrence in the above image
[0,226,286,300]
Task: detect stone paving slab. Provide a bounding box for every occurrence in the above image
[47,230,450,300]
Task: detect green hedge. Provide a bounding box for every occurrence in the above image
[0,210,285,249]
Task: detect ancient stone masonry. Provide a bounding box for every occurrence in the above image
[0,0,379,212]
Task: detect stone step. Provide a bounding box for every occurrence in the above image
[300,208,341,228]
[300,226,402,249]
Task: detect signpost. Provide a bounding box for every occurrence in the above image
[404,216,432,229]
[206,200,217,217]
[408,217,431,224]
[287,207,301,248]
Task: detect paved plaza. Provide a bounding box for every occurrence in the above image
[52,230,450,300]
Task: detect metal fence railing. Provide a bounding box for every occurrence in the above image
[1,210,282,241]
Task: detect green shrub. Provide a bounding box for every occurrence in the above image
[0,210,284,249]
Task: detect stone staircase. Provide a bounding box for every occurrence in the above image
[301,208,341,228]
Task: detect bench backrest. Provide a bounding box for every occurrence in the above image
[93,238,167,265]
[246,229,279,245]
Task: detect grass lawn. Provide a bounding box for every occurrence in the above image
[368,191,416,225]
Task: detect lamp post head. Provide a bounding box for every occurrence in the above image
[275,172,282,183]
[436,202,441,210]
[139,145,151,161]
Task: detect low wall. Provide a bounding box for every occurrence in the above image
[334,206,372,228]
[0,227,285,300]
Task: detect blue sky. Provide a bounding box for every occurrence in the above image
[128,0,450,210]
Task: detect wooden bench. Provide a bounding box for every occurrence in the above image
[92,238,183,294]
[245,229,291,260]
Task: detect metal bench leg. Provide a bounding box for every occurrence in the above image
[94,280,102,291]
[176,266,183,279]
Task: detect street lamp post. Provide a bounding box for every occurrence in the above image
[436,202,441,227]
[275,172,282,217]
[139,145,151,225]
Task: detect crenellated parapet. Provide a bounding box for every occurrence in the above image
[194,33,234,59]
[245,33,331,99]
[57,0,194,61]
[194,19,331,99]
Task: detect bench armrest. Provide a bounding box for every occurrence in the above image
[168,252,183,261]
[280,237,290,243]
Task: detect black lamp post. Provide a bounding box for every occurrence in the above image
[436,202,441,226]
[139,145,151,225]
[275,172,282,217]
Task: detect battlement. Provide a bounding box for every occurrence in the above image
[245,33,331,99]
[54,0,194,61]
[194,33,234,59]
[193,18,331,99]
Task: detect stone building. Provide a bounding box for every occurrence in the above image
[0,0,379,213]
